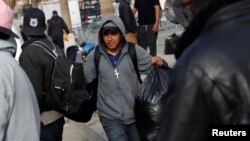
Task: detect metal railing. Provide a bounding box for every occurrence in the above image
[73,19,101,45]
[72,17,184,46]
[160,19,184,36]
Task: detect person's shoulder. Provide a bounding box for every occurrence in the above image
[84,47,96,61]
[58,16,65,21]
[21,44,40,56]
[23,39,51,51]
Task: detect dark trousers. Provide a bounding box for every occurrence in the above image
[137,25,158,56]
[40,117,65,141]
[52,35,64,49]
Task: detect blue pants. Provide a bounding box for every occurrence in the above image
[40,117,65,141]
[100,117,140,141]
[137,25,158,56]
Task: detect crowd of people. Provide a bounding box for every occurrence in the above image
[1,0,250,141]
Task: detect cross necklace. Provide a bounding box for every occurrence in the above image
[114,68,120,79]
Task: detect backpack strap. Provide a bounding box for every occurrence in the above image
[127,42,142,84]
[32,40,64,59]
[94,45,101,76]
[94,43,142,83]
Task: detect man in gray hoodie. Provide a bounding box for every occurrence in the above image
[0,1,40,141]
[84,14,164,141]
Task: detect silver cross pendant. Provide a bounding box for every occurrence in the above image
[114,68,120,79]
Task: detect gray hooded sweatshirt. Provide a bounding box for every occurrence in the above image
[84,15,153,124]
[0,39,40,141]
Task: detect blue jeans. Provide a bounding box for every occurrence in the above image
[40,117,65,141]
[100,117,140,141]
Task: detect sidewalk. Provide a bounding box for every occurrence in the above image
[63,112,107,141]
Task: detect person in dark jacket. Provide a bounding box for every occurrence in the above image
[47,10,69,49]
[19,8,64,141]
[158,0,250,141]
[119,0,138,43]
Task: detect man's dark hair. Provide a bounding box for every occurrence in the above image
[52,10,58,15]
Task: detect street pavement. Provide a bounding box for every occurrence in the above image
[62,27,183,141]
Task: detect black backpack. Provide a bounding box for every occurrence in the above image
[32,41,91,115]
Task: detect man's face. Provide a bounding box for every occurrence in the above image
[181,0,206,14]
[103,30,122,52]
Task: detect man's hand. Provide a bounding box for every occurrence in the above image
[152,24,159,33]
[64,33,69,41]
[152,56,164,66]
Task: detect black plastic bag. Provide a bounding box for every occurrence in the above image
[134,65,171,141]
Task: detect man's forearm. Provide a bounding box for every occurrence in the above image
[154,5,160,25]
